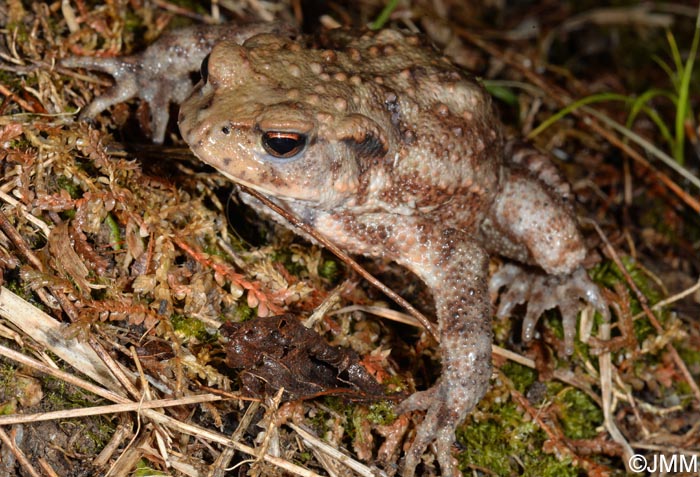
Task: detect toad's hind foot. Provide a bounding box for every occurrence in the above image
[397,381,473,477]
[490,264,608,354]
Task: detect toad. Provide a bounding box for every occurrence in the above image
[64,23,607,476]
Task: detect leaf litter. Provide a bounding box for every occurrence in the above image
[0,1,699,476]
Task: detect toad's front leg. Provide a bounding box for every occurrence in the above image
[61,23,294,143]
[396,230,492,477]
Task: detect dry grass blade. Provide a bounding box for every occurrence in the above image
[0,342,124,403]
[0,394,222,426]
[632,277,700,319]
[141,410,325,477]
[288,423,389,477]
[0,286,126,393]
[456,27,700,213]
[582,106,700,192]
[590,222,700,403]
[330,304,422,327]
[596,292,634,471]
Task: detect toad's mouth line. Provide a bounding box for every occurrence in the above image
[216,169,319,207]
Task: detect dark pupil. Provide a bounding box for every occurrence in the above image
[200,54,210,83]
[262,132,306,158]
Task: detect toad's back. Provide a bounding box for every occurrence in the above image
[180,28,502,231]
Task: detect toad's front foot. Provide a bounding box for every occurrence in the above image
[490,264,608,354]
[61,23,294,143]
[397,376,486,477]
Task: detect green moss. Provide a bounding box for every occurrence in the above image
[123,10,145,36]
[0,364,21,404]
[552,385,603,440]
[6,21,29,46]
[458,364,600,475]
[134,459,167,476]
[4,281,48,312]
[457,398,579,476]
[493,352,602,464]
[502,361,537,393]
[87,420,115,449]
[381,374,408,393]
[202,240,227,258]
[66,418,114,454]
[56,175,81,199]
[308,402,333,436]
[297,451,313,463]
[0,70,21,86]
[322,396,344,414]
[366,401,396,425]
[171,314,211,342]
[591,258,662,305]
[318,257,340,282]
[678,348,700,375]
[233,302,256,322]
[103,213,122,251]
[271,249,307,277]
[348,408,363,441]
[0,400,17,415]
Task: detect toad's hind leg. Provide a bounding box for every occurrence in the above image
[484,166,586,276]
[482,165,608,353]
[396,231,492,477]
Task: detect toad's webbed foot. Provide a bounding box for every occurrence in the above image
[397,378,478,477]
[490,264,608,354]
[61,53,188,143]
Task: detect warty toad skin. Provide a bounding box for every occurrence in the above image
[63,23,608,477]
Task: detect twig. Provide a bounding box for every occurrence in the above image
[630,442,700,457]
[303,281,346,328]
[208,401,261,477]
[94,420,132,467]
[632,277,700,320]
[0,428,42,477]
[88,335,141,400]
[37,457,61,477]
[0,210,46,270]
[256,388,285,467]
[0,82,37,112]
[240,185,439,341]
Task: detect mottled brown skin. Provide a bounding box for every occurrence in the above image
[65,24,607,477]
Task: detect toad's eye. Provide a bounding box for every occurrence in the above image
[261,132,307,158]
[200,54,210,83]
